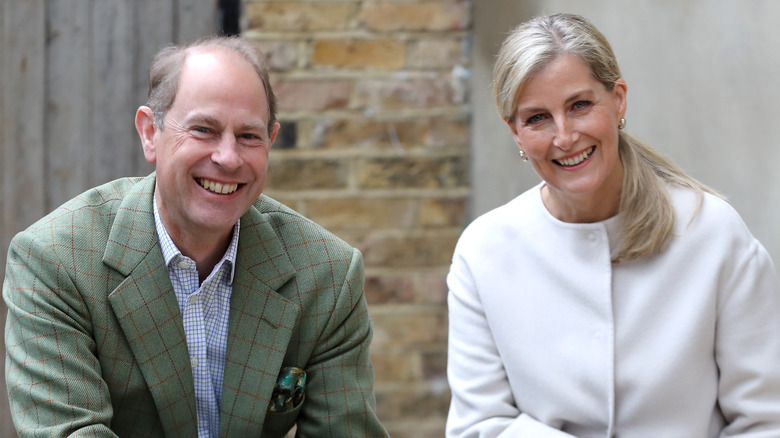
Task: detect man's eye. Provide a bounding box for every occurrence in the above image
[192,126,212,135]
[238,133,265,146]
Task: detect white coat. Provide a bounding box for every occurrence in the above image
[446,183,780,437]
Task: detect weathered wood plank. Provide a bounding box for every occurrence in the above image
[132,0,175,176]
[2,0,47,434]
[47,0,92,206]
[90,0,137,186]
[2,0,47,231]
[177,0,218,43]
[0,1,13,437]
[1,2,218,435]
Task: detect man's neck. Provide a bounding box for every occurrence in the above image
[169,227,233,284]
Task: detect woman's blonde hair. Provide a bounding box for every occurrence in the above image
[493,13,718,262]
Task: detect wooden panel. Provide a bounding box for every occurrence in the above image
[0,0,11,436]
[2,0,47,434]
[177,0,218,43]
[0,1,218,435]
[46,0,92,206]
[2,0,47,231]
[90,0,137,186]
[132,0,175,175]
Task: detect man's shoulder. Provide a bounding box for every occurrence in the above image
[249,194,356,256]
[17,176,151,243]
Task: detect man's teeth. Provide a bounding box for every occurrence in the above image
[198,178,238,194]
[556,146,594,167]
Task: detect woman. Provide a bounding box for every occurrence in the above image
[446,13,780,437]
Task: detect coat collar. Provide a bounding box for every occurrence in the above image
[104,175,299,436]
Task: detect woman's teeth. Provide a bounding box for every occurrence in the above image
[555,146,594,167]
[198,178,238,194]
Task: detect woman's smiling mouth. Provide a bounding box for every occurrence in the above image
[197,178,239,194]
[554,146,595,167]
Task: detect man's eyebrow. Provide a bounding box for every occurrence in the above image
[185,113,221,127]
[239,121,267,132]
[184,113,267,132]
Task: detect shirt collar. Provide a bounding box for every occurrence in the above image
[153,196,239,283]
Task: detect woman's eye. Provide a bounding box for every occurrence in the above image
[572,100,592,110]
[525,114,545,125]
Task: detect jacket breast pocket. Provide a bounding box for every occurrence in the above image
[262,395,305,437]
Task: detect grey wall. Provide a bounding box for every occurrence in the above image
[471,0,780,264]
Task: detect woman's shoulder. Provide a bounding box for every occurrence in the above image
[668,184,756,248]
[454,184,545,255]
[466,184,543,230]
[670,185,740,223]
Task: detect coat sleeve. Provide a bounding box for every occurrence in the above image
[445,248,577,438]
[293,248,388,437]
[715,232,780,436]
[4,231,118,438]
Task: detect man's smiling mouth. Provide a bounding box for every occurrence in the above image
[554,146,594,167]
[197,178,239,194]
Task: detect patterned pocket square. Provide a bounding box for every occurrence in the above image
[268,366,307,413]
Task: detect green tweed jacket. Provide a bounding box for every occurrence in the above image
[4,175,387,437]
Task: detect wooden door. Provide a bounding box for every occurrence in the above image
[0,0,218,435]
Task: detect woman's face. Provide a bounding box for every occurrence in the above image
[508,54,627,219]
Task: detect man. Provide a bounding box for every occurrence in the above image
[4,37,387,437]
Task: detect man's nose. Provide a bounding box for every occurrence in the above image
[211,135,243,170]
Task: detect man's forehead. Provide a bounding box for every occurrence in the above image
[182,47,244,73]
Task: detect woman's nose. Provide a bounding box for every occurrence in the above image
[552,117,579,150]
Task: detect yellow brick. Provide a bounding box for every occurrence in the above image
[408,38,468,69]
[360,233,459,268]
[305,197,416,230]
[272,79,352,111]
[359,1,471,32]
[308,118,420,150]
[353,78,458,110]
[371,351,422,383]
[357,156,468,189]
[246,2,356,32]
[365,273,416,304]
[312,39,406,69]
[266,158,348,190]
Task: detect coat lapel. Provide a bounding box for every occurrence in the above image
[219,201,299,436]
[103,175,198,437]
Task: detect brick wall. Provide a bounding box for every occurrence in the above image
[243,1,472,435]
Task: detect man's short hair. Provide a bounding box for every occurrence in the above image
[146,36,277,135]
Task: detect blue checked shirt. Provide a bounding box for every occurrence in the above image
[154,198,239,438]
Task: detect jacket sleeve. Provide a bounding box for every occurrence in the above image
[715,234,780,436]
[4,231,118,437]
[445,249,577,438]
[293,248,388,437]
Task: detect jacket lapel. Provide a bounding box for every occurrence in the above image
[103,175,198,437]
[219,201,299,435]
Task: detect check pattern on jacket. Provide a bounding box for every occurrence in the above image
[4,174,387,437]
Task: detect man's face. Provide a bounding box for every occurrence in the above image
[140,47,279,242]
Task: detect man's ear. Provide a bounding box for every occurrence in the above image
[267,122,281,150]
[135,106,158,164]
